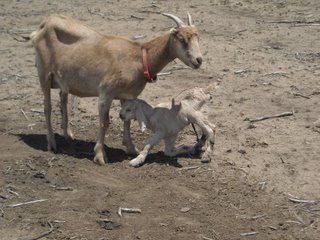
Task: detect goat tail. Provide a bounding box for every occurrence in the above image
[29,31,37,41]
[13,30,37,44]
[30,20,47,45]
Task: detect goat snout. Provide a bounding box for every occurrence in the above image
[196,57,202,65]
[191,56,202,69]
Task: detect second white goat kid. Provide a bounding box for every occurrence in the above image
[119,85,216,167]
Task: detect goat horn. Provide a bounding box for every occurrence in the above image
[162,13,185,27]
[187,12,193,26]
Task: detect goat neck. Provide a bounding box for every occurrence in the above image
[137,99,154,119]
[141,32,175,78]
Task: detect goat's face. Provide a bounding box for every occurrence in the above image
[171,27,203,69]
[119,101,136,122]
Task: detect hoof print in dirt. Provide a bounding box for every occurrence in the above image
[98,209,111,217]
[33,170,46,179]
[97,219,121,230]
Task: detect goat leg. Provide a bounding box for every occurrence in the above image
[164,135,197,157]
[60,91,74,141]
[194,134,207,155]
[93,94,112,165]
[169,144,197,156]
[188,115,215,163]
[201,124,215,163]
[41,73,57,152]
[129,133,162,167]
[122,120,139,155]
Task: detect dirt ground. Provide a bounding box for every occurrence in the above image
[1,0,320,239]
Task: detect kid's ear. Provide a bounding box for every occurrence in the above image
[171,98,182,111]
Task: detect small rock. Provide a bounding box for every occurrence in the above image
[180,207,191,213]
[258,141,268,147]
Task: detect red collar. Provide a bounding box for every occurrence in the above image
[142,48,157,83]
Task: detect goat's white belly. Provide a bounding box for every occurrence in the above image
[152,113,188,136]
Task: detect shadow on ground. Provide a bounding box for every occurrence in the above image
[14,133,193,167]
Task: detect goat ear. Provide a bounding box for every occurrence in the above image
[171,98,175,107]
[171,98,182,110]
[135,106,147,132]
[170,28,178,35]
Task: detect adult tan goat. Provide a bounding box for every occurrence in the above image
[31,13,203,165]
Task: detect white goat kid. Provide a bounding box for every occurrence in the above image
[31,13,202,165]
[119,86,215,167]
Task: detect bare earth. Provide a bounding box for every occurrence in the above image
[1,0,320,239]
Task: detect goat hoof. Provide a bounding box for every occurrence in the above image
[129,158,143,167]
[201,158,211,163]
[94,157,106,165]
[201,153,211,163]
[93,153,107,165]
[94,143,107,165]
[129,161,139,167]
[193,147,203,156]
[124,144,139,155]
[66,131,74,141]
[201,156,211,163]
[47,141,57,152]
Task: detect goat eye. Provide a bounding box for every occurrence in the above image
[177,35,186,45]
